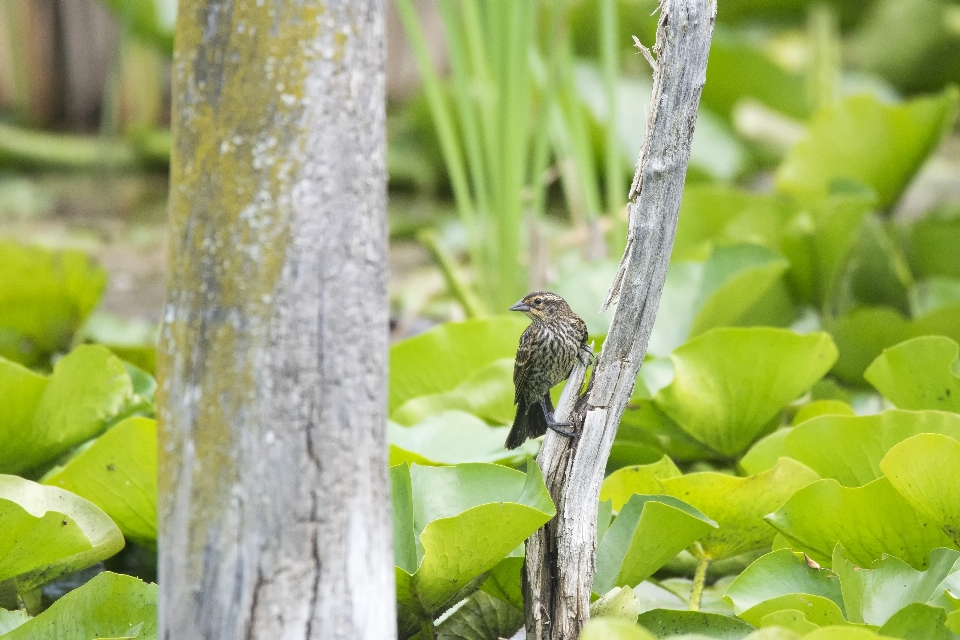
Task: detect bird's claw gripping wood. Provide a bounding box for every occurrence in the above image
[541,398,576,437]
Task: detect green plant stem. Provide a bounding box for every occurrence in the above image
[419,615,437,640]
[416,229,486,318]
[808,3,840,109]
[601,0,624,215]
[688,556,711,611]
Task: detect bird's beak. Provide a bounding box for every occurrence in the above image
[509,300,530,312]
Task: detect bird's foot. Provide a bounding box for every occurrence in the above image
[544,410,576,437]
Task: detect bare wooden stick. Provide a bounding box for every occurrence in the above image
[522,1,716,638]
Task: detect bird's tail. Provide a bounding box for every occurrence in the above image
[505,398,549,450]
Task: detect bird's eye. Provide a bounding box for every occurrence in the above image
[534,297,542,305]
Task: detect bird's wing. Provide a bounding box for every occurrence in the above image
[514,327,535,404]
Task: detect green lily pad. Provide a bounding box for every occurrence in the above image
[739,594,848,629]
[907,212,960,280]
[880,434,960,546]
[592,586,642,622]
[724,550,845,618]
[829,304,960,386]
[759,610,819,635]
[877,602,957,640]
[580,618,657,640]
[434,590,522,640]
[654,328,837,458]
[865,337,960,412]
[801,627,887,640]
[0,571,156,640]
[389,317,527,413]
[0,474,124,592]
[660,458,819,561]
[766,478,954,570]
[739,429,791,476]
[391,358,516,426]
[833,545,960,626]
[392,462,554,632]
[0,345,134,475]
[636,609,755,638]
[792,401,856,425]
[42,417,157,548]
[785,410,960,487]
[388,411,534,466]
[594,494,717,594]
[647,246,794,357]
[478,555,523,611]
[775,89,959,208]
[0,242,107,368]
[600,456,682,513]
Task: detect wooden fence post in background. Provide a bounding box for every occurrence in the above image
[523,1,716,638]
[157,1,395,638]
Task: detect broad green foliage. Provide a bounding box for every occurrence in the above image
[724,550,845,622]
[652,328,837,458]
[388,411,534,466]
[0,475,123,592]
[829,304,960,385]
[648,246,794,357]
[600,456,682,512]
[392,359,515,425]
[42,417,158,548]
[0,345,134,475]
[478,556,524,611]
[908,214,960,280]
[784,410,960,487]
[865,337,960,412]
[0,242,106,368]
[0,609,29,634]
[389,317,526,416]
[880,434,960,546]
[602,458,818,562]
[833,546,960,626]
[433,591,522,640]
[391,462,554,637]
[593,494,717,593]
[1,572,156,640]
[580,618,656,640]
[767,478,955,570]
[659,459,819,561]
[776,89,960,208]
[725,543,960,635]
[591,586,642,621]
[636,608,756,637]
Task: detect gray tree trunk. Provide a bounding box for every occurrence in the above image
[523,1,716,638]
[157,2,395,639]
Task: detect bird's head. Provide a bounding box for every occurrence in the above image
[509,291,570,321]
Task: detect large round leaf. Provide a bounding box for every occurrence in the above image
[636,609,755,638]
[766,478,954,570]
[647,247,793,357]
[42,417,157,548]
[594,494,717,594]
[878,602,958,640]
[0,345,134,475]
[0,242,106,367]
[391,358,515,425]
[775,90,959,208]
[833,545,960,626]
[785,410,960,487]
[659,458,819,561]
[388,411,535,466]
[864,336,960,412]
[0,571,156,640]
[829,304,960,385]
[391,462,554,634]
[388,317,527,413]
[580,618,656,640]
[880,433,960,546]
[0,475,124,592]
[724,550,845,618]
[654,328,837,458]
[600,456,682,513]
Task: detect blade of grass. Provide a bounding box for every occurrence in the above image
[601,0,624,216]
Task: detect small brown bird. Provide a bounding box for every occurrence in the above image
[505,291,589,450]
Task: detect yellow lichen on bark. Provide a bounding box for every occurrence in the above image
[159,0,329,563]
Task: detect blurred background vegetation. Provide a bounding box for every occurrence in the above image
[1,0,959,355]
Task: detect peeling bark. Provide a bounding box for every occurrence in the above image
[157,1,394,639]
[522,1,716,638]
